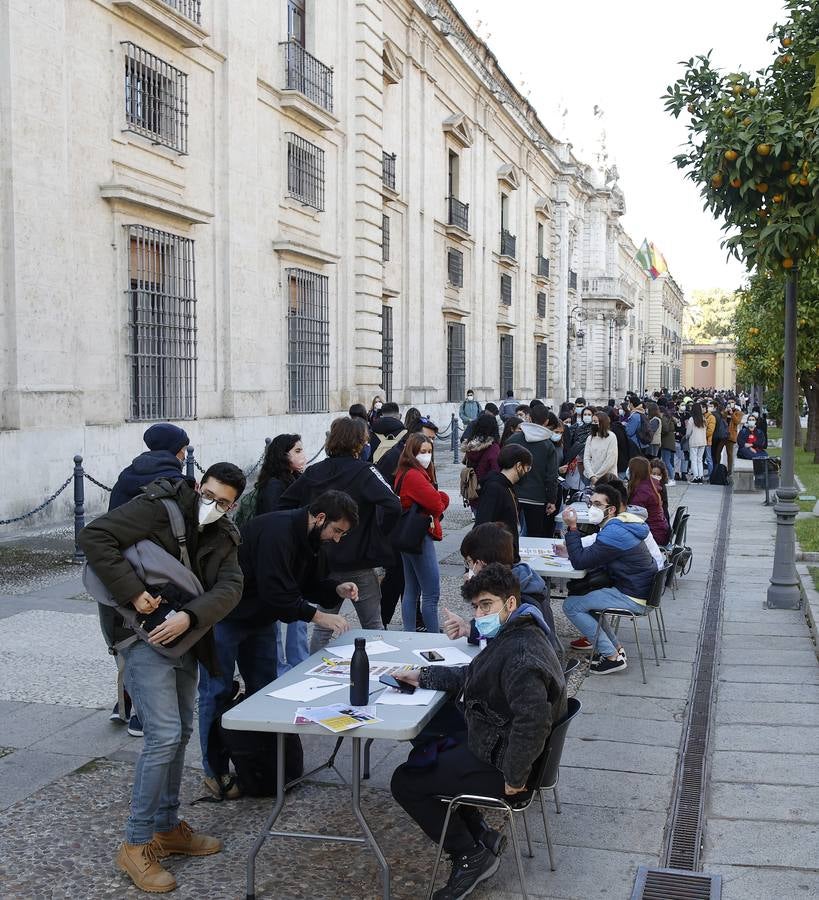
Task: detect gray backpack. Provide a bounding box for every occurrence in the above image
[83,498,207,658]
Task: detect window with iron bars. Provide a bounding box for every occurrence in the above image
[536,342,548,398]
[286,133,325,211]
[448,248,463,287]
[381,304,394,401]
[447,322,466,403]
[499,334,514,396]
[568,269,578,291]
[537,291,547,318]
[123,43,188,153]
[382,152,397,191]
[287,268,330,413]
[382,215,390,262]
[160,0,201,23]
[127,225,197,421]
[500,273,512,306]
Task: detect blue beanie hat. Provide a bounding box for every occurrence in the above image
[143,423,190,454]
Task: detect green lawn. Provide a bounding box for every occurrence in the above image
[789,440,819,551]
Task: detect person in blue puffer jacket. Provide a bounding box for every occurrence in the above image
[561,482,655,676]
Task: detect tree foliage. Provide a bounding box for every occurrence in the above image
[664,1,819,273]
[684,288,738,343]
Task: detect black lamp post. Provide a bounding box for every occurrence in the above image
[565,305,586,401]
[639,336,656,396]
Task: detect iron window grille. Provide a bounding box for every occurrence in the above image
[537,255,550,278]
[537,291,547,318]
[382,152,397,191]
[447,195,469,232]
[569,269,578,291]
[500,229,516,258]
[448,248,464,287]
[500,273,512,306]
[499,334,514,396]
[447,322,466,403]
[381,305,394,401]
[382,214,390,262]
[536,342,548,397]
[281,39,334,113]
[127,225,197,421]
[287,268,330,413]
[160,0,201,23]
[123,42,188,153]
[286,133,325,211]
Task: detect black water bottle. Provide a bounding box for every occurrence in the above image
[349,638,369,706]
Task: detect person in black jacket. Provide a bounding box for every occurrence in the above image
[473,443,532,562]
[279,416,402,651]
[255,433,307,515]
[198,491,359,799]
[391,565,566,900]
[607,407,631,478]
[369,401,406,460]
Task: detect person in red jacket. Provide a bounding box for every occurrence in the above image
[627,456,670,545]
[395,433,450,632]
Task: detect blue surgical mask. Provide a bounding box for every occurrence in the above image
[474,612,503,638]
[550,432,563,443]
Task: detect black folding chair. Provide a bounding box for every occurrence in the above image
[426,698,582,900]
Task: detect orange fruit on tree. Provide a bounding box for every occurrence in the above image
[711,172,724,188]
[731,84,743,96]
[788,172,801,186]
[782,257,795,269]
[724,149,739,161]
[800,176,809,186]
[772,194,784,203]
[781,161,792,171]
[730,177,742,188]
[757,144,771,156]
[742,117,752,126]
[756,183,769,192]
[782,36,792,47]
[723,107,734,118]
[748,86,759,97]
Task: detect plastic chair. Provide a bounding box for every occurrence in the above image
[426,698,582,900]
[669,505,687,539]
[591,565,672,683]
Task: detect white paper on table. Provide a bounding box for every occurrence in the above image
[266,678,342,702]
[377,687,438,706]
[412,646,472,666]
[326,640,400,659]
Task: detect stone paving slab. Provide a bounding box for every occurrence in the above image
[721,618,812,636]
[706,863,819,900]
[713,723,819,754]
[714,698,819,726]
[708,781,819,823]
[718,664,819,685]
[28,709,139,758]
[0,700,98,748]
[716,681,819,705]
[718,647,818,667]
[573,692,687,722]
[710,750,819,785]
[578,675,691,700]
[0,748,89,811]
[720,632,816,651]
[570,712,682,748]
[556,767,673,813]
[702,819,819,869]
[561,737,677,776]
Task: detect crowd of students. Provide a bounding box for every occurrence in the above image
[79,384,753,898]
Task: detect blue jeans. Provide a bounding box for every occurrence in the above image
[660,448,675,478]
[120,642,198,844]
[274,620,309,675]
[198,619,278,778]
[703,445,713,474]
[674,441,689,476]
[563,587,647,658]
[401,535,441,632]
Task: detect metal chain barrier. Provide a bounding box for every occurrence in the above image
[84,472,113,492]
[0,475,73,526]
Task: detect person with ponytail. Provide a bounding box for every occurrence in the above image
[627,456,670,545]
[256,434,307,515]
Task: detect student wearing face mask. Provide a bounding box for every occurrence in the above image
[394,434,450,633]
[737,415,769,460]
[560,406,594,491]
[583,411,619,484]
[78,463,246,893]
[505,406,560,537]
[474,443,534,562]
[459,389,483,428]
[723,400,745,474]
[390,565,566,900]
[703,402,717,477]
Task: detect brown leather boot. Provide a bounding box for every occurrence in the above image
[153,820,222,858]
[116,841,176,893]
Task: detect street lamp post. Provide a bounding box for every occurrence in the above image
[639,336,656,396]
[565,305,586,401]
[767,271,802,609]
[599,311,627,398]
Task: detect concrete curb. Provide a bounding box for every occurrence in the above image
[795,563,819,662]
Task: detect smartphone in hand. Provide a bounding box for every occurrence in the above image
[379,674,416,694]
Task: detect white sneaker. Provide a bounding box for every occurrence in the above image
[667,479,676,486]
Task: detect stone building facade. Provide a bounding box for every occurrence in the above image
[0,0,684,522]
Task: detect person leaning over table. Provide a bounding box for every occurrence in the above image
[390,564,567,900]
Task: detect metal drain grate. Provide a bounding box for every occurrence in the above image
[631,866,721,900]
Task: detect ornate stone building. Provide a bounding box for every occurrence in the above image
[0,0,684,521]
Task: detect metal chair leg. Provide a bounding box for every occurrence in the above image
[507,808,530,900]
[553,785,561,814]
[646,613,661,667]
[658,606,668,643]
[653,610,667,658]
[631,617,647,684]
[538,790,556,871]
[426,800,457,900]
[521,809,534,858]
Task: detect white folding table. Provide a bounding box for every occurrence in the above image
[222,628,479,900]
[518,536,587,598]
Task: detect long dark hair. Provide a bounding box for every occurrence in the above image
[691,402,705,429]
[395,432,437,487]
[500,416,523,446]
[472,412,500,443]
[628,455,661,505]
[256,433,301,491]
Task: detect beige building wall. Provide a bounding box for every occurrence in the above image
[0,0,686,521]
[683,343,737,390]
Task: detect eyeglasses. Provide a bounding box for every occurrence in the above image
[589,500,610,511]
[471,598,503,614]
[200,489,236,513]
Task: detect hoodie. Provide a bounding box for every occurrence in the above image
[278,456,401,571]
[473,471,520,561]
[369,415,406,457]
[565,514,655,602]
[108,450,187,511]
[506,423,559,506]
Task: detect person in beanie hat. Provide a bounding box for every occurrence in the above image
[142,423,190,455]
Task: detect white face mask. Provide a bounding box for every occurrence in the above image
[467,394,474,400]
[651,473,662,482]
[374,402,383,410]
[575,407,584,415]
[198,498,227,529]
[586,506,604,525]
[582,415,593,424]
[416,452,433,468]
[747,420,757,429]
[550,432,563,443]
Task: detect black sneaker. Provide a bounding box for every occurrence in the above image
[563,657,581,676]
[433,844,501,900]
[127,713,144,737]
[589,656,628,675]
[109,703,124,723]
[477,824,507,857]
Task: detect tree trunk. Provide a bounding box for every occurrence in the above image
[801,374,815,452]
[794,372,803,447]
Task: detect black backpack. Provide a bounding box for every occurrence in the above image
[712,414,728,442]
[637,413,653,447]
[709,463,729,486]
[220,726,304,796]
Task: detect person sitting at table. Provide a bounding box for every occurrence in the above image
[561,484,655,675]
[473,444,533,562]
[197,491,359,801]
[391,565,566,900]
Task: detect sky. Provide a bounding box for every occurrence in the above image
[462,0,789,298]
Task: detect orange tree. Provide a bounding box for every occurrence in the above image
[663,0,819,272]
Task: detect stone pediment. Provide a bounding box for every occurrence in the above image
[383,40,403,84]
[534,195,553,218]
[497,164,519,191]
[443,113,474,149]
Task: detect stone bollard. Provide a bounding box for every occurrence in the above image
[186,446,195,480]
[73,455,86,564]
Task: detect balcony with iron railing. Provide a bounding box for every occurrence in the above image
[447,196,469,233]
[500,229,516,259]
[580,275,637,306]
[382,152,397,192]
[281,40,334,116]
[537,255,550,279]
[113,0,207,46]
[161,0,201,23]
